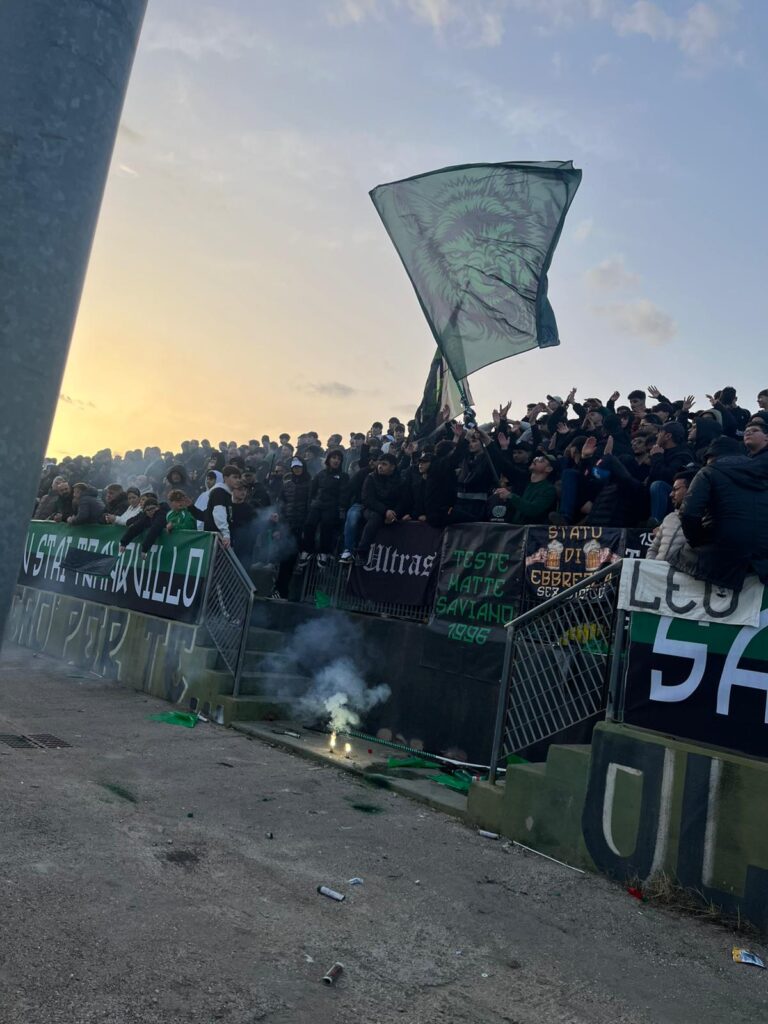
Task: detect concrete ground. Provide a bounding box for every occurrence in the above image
[0,646,766,1024]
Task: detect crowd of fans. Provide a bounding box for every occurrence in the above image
[34,384,768,594]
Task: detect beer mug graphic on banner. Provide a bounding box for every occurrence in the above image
[583,539,602,572]
[546,539,564,570]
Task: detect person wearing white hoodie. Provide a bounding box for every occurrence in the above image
[190,470,223,531]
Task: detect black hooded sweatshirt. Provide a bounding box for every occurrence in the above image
[277,467,312,531]
[671,454,768,591]
[308,453,350,516]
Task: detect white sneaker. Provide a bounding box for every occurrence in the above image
[297,551,311,568]
[317,554,329,567]
[339,550,353,564]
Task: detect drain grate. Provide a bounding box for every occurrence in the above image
[0,734,37,749]
[27,734,71,749]
[0,734,71,750]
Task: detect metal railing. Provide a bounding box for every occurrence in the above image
[201,538,255,696]
[488,562,624,782]
[299,556,430,622]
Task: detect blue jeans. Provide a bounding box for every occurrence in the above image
[649,480,672,522]
[343,503,363,551]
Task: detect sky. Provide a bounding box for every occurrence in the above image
[49,0,768,458]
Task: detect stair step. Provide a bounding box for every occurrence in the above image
[239,650,305,673]
[237,673,312,698]
[247,626,286,652]
[224,695,295,722]
[545,744,593,783]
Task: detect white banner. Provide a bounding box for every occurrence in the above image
[618,558,764,628]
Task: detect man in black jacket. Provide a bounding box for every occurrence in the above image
[119,497,170,556]
[671,441,768,592]
[356,453,402,564]
[646,421,694,523]
[298,450,349,567]
[67,484,105,526]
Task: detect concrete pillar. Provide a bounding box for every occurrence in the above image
[0,1,147,644]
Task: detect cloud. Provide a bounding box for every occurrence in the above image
[454,75,619,158]
[613,0,737,60]
[118,122,143,143]
[328,0,507,45]
[585,255,640,290]
[327,0,741,60]
[572,217,594,242]
[593,298,677,345]
[591,51,618,73]
[307,381,359,399]
[143,11,273,60]
[59,394,96,411]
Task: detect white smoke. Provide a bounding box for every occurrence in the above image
[307,659,391,733]
[263,614,391,733]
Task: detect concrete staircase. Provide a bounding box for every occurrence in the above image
[467,743,594,869]
[179,624,312,725]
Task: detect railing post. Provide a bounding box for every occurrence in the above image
[606,608,627,722]
[488,624,516,785]
[232,587,254,698]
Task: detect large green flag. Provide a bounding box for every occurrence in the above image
[370,161,581,382]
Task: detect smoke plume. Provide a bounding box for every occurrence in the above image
[263,613,391,733]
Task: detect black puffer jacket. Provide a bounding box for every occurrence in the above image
[424,441,463,526]
[120,503,170,554]
[309,465,350,516]
[362,471,402,515]
[584,455,647,527]
[647,444,696,486]
[71,487,105,525]
[671,454,768,591]
[278,471,312,530]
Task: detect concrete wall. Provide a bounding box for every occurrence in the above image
[468,720,768,931]
[7,583,230,720]
[251,597,501,763]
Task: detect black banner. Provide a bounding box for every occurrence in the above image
[624,528,654,561]
[430,523,525,645]
[524,526,625,604]
[349,522,442,607]
[20,523,214,624]
[623,608,768,758]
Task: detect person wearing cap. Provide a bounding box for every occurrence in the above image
[398,449,432,522]
[492,453,557,525]
[646,420,694,524]
[272,457,312,596]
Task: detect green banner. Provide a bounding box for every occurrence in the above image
[20,522,214,623]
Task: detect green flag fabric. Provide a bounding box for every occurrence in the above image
[370,161,581,381]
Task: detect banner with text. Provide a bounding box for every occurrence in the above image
[20,522,214,624]
[618,558,763,629]
[349,522,442,607]
[623,601,768,758]
[430,523,525,646]
[525,526,625,604]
